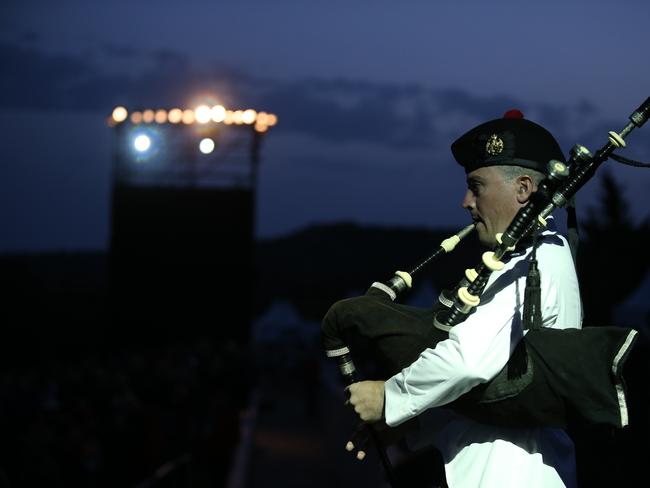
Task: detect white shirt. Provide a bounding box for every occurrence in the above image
[384,226,582,488]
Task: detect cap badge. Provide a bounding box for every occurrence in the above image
[485,134,504,156]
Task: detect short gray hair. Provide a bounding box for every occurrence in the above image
[493,165,546,185]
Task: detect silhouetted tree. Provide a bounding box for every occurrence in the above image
[577,170,650,326]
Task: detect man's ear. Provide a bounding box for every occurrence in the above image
[516,175,535,204]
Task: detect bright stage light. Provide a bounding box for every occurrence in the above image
[182,109,195,124]
[134,134,152,152]
[211,105,226,122]
[255,122,268,133]
[130,111,143,124]
[155,109,167,124]
[112,106,128,123]
[112,101,277,130]
[142,110,155,124]
[199,138,215,154]
[242,109,257,124]
[128,126,161,161]
[168,108,183,124]
[195,105,212,124]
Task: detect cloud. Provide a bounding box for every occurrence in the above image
[100,43,140,59]
[0,41,93,110]
[0,40,199,111]
[2,39,646,156]
[243,78,436,148]
[434,88,522,119]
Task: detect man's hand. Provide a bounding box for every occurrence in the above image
[346,380,385,422]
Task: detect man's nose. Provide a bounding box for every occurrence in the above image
[462,190,474,209]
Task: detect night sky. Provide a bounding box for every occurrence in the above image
[1,0,649,252]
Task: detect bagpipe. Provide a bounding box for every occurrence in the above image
[322,97,650,432]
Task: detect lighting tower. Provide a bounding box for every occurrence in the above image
[107,103,278,345]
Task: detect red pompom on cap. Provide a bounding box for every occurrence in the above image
[503,109,524,119]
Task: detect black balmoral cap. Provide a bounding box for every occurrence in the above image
[451,110,565,174]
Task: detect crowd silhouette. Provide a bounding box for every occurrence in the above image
[0,338,252,488]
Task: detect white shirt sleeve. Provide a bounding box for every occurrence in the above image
[384,232,582,427]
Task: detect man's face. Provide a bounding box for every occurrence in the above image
[462,166,521,247]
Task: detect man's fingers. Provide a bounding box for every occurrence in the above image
[345,441,367,461]
[348,427,369,452]
[345,438,367,460]
[345,423,370,458]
